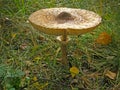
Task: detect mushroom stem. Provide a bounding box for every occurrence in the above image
[61,41,68,65]
[56,30,69,65]
[61,30,68,65]
[63,29,67,41]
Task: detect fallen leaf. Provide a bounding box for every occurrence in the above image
[81,76,91,87]
[96,32,111,45]
[33,76,37,81]
[20,43,28,50]
[87,72,101,78]
[112,84,120,90]
[105,70,116,80]
[25,61,33,66]
[70,66,79,78]
[11,33,17,39]
[24,70,30,77]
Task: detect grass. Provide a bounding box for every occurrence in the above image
[0,0,120,90]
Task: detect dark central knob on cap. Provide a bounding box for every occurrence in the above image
[56,12,74,20]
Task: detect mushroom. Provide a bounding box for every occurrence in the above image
[29,7,101,65]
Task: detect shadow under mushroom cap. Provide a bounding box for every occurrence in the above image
[29,7,101,35]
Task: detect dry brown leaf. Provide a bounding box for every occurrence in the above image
[25,61,33,66]
[20,43,28,50]
[81,76,91,87]
[24,70,30,77]
[105,70,116,80]
[112,84,120,90]
[96,32,111,45]
[88,72,101,78]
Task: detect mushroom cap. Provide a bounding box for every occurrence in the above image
[29,7,101,35]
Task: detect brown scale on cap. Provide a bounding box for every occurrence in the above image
[56,12,74,23]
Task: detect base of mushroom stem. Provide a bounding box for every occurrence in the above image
[56,36,70,65]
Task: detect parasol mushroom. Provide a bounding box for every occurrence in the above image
[29,7,101,65]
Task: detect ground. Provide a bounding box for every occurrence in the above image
[0,0,120,90]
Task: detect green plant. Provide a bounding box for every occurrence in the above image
[0,0,120,90]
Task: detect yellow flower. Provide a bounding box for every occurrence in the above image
[96,32,111,45]
[70,66,79,78]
